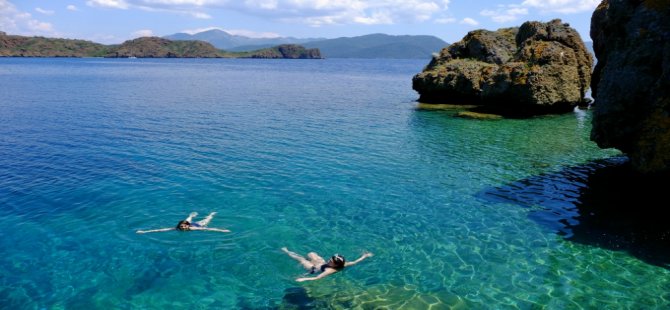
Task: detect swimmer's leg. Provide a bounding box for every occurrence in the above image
[282,247,314,270]
[185,212,198,223]
[307,252,326,267]
[196,212,216,227]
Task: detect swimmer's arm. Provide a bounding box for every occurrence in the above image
[194,227,231,233]
[295,269,336,282]
[345,252,373,267]
[136,228,174,234]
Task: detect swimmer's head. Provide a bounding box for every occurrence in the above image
[330,254,345,268]
[176,220,190,231]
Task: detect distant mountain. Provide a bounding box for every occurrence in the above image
[0,32,321,59]
[166,30,448,59]
[303,34,447,59]
[164,29,323,50]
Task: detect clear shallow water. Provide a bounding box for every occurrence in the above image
[0,58,668,309]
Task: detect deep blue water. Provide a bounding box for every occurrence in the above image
[0,58,668,309]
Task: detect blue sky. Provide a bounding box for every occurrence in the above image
[1,0,600,44]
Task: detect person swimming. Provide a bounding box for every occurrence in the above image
[136,212,231,234]
[281,247,373,282]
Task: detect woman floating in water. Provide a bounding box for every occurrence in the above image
[136,212,230,234]
[282,247,373,282]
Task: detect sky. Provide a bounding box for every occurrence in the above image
[1,0,600,44]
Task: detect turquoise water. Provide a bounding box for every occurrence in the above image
[0,58,668,309]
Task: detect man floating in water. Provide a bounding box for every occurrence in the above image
[136,212,231,234]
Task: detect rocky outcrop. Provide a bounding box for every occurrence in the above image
[590,0,670,174]
[413,19,593,116]
[243,44,322,59]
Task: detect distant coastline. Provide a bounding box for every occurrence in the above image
[0,32,322,59]
[164,29,448,59]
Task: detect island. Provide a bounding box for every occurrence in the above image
[0,32,322,59]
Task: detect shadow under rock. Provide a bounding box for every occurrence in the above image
[478,156,670,269]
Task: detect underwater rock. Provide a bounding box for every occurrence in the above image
[455,111,503,120]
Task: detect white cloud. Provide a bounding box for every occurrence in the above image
[27,18,54,32]
[480,5,528,23]
[274,0,447,26]
[521,0,599,13]
[127,3,212,20]
[67,5,78,11]
[244,0,278,10]
[353,11,393,25]
[0,0,56,35]
[482,0,598,23]
[179,27,281,38]
[434,17,456,24]
[180,26,222,35]
[82,0,451,25]
[132,29,154,37]
[191,11,211,19]
[86,0,128,9]
[225,29,281,38]
[35,7,55,15]
[460,17,479,26]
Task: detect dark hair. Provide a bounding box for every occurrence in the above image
[331,254,346,268]
[176,220,190,231]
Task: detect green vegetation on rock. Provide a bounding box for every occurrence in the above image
[0,33,109,57]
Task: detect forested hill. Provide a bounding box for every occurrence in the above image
[0,31,109,57]
[0,32,321,59]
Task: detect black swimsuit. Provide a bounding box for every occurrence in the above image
[309,264,329,274]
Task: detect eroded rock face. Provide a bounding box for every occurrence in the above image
[590,0,670,174]
[413,19,593,116]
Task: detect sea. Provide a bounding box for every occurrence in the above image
[0,58,668,309]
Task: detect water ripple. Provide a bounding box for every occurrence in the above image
[1,58,666,309]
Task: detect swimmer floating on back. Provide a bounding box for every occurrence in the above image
[282,247,373,282]
[136,212,230,234]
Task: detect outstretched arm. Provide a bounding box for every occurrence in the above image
[196,227,231,233]
[345,252,373,267]
[295,268,337,282]
[136,228,174,234]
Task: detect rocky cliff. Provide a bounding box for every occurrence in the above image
[413,19,593,116]
[590,0,670,174]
